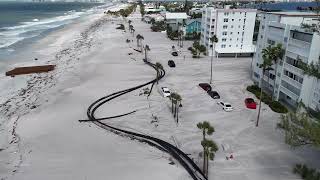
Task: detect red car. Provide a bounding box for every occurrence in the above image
[199,83,212,92]
[245,98,257,109]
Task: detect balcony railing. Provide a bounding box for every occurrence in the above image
[280,86,299,101]
[289,38,311,47]
[282,75,303,89]
[283,62,304,76]
[286,46,309,60]
[286,51,308,63]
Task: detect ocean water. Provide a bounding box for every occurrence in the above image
[248,2,319,11]
[0,2,107,57]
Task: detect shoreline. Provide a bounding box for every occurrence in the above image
[0,3,124,179]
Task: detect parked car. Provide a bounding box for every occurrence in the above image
[159,87,171,97]
[198,83,212,92]
[207,91,220,99]
[168,60,176,67]
[171,51,178,56]
[245,98,257,109]
[217,101,233,112]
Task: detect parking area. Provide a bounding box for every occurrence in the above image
[126,16,320,180]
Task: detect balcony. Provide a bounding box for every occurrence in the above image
[283,62,304,76]
[280,86,299,101]
[289,38,311,48]
[282,75,302,89]
[286,51,308,63]
[287,46,309,60]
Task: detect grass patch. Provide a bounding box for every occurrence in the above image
[293,164,320,180]
[247,85,288,113]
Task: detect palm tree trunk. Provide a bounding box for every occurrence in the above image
[256,73,264,127]
[145,48,147,61]
[202,130,206,175]
[171,100,174,113]
[273,64,278,100]
[176,105,179,123]
[156,70,159,84]
[210,45,213,84]
[174,103,177,118]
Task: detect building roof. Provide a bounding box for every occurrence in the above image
[165,12,188,20]
[186,18,201,26]
[264,11,318,17]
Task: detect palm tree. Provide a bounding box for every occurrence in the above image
[209,35,218,84]
[201,139,218,178]
[155,62,163,84]
[197,121,214,175]
[132,28,135,37]
[144,45,150,61]
[136,34,144,50]
[174,94,182,123]
[256,53,273,127]
[128,20,132,25]
[261,44,284,99]
[129,24,134,33]
[170,92,178,115]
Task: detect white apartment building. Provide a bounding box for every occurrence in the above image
[252,12,320,111]
[165,12,188,31]
[200,7,257,57]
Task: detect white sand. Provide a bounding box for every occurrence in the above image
[1,4,319,180]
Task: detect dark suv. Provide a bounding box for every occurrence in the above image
[171,51,178,56]
[168,60,176,67]
[207,91,220,99]
[199,83,212,92]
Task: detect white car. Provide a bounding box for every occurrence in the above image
[217,101,233,112]
[159,87,171,97]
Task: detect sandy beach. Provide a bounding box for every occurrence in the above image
[1,4,320,180]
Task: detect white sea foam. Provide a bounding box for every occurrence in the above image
[0,11,88,49]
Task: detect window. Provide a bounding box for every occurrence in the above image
[238,32,240,34]
[222,31,227,35]
[230,32,233,35]
[212,19,215,22]
[232,19,234,21]
[230,38,232,41]
[224,18,229,22]
[224,12,229,16]
[223,25,228,29]
[210,45,213,48]
[229,45,232,47]
[211,25,215,28]
[262,25,265,29]
[222,38,227,42]
[221,44,226,48]
[239,19,241,21]
[267,39,275,45]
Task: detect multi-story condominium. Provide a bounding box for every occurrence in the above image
[165,12,188,31]
[200,7,257,57]
[252,12,320,111]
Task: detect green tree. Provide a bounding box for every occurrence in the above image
[278,105,320,147]
[261,44,284,99]
[256,51,273,127]
[197,121,215,176]
[155,62,163,84]
[136,34,144,50]
[174,93,182,123]
[209,35,218,84]
[144,45,150,61]
[192,41,206,58]
[201,139,218,178]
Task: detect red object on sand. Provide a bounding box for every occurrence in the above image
[5,65,55,77]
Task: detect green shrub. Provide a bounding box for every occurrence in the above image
[246,85,287,114]
[293,164,320,180]
[269,101,288,113]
